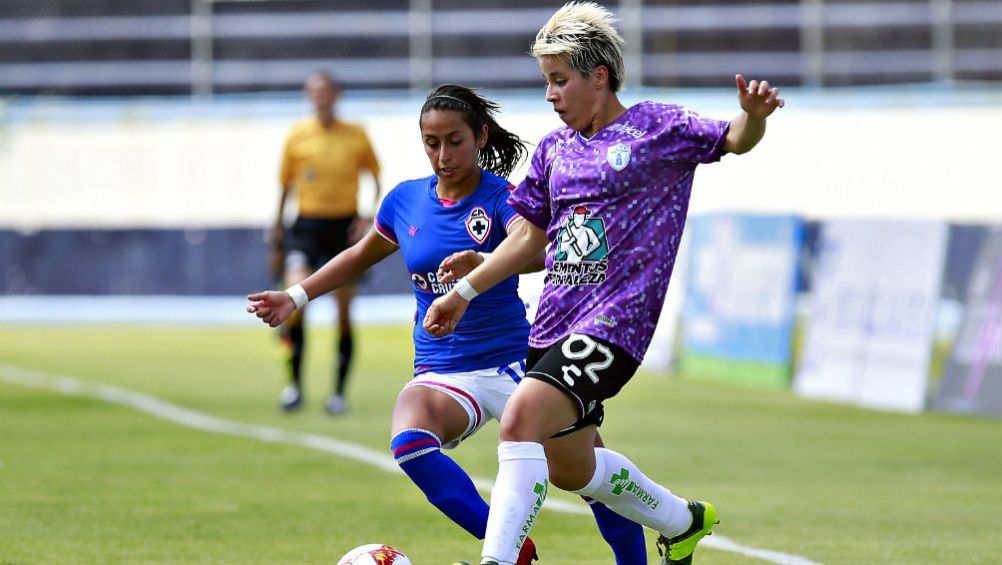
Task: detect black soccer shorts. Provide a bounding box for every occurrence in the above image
[285,215,355,271]
[525,332,640,438]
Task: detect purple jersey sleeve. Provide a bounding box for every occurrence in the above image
[660,105,730,164]
[508,138,554,230]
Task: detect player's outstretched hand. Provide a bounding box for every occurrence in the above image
[423,291,470,337]
[736,74,784,119]
[246,290,296,328]
[437,250,484,284]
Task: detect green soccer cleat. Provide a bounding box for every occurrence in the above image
[656,500,719,565]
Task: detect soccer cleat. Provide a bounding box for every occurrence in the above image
[656,500,719,565]
[516,536,539,565]
[278,385,303,412]
[324,394,347,415]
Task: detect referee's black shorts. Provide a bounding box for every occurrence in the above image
[285,216,355,271]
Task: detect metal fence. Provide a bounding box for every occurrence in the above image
[0,0,1000,95]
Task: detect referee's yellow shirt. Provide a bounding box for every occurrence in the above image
[279,117,380,219]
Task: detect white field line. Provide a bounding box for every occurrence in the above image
[0,364,824,565]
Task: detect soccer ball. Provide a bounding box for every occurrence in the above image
[336,544,413,565]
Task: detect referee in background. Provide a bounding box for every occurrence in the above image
[271,70,381,414]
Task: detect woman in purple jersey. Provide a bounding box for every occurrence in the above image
[425,4,785,565]
[248,84,646,565]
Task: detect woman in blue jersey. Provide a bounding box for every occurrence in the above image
[247,84,646,565]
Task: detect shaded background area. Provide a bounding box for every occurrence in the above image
[0,228,410,296]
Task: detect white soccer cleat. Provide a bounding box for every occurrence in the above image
[324,394,347,415]
[279,385,303,412]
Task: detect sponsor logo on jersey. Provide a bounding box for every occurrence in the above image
[596,315,617,328]
[607,123,647,139]
[410,272,428,290]
[552,206,609,285]
[606,142,631,172]
[466,206,491,244]
[411,270,459,295]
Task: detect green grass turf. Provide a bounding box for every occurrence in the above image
[1,324,1001,564]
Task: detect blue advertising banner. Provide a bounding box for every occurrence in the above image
[680,214,803,387]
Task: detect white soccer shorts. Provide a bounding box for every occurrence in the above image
[404,360,526,449]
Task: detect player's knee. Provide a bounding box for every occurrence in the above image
[498,408,545,443]
[547,463,590,491]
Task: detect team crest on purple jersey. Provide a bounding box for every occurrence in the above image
[606,142,631,172]
[466,206,491,244]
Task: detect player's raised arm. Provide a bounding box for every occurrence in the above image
[723,74,785,155]
[424,219,548,336]
[247,229,397,327]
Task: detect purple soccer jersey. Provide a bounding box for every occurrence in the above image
[509,101,729,363]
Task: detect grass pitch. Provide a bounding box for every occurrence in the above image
[1,324,1001,564]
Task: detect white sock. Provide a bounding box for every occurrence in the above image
[481,441,549,565]
[572,447,692,538]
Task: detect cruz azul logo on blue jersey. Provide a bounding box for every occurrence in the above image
[466,206,491,244]
[411,271,456,295]
[552,206,609,285]
[606,143,631,172]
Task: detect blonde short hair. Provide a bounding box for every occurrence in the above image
[530,2,625,92]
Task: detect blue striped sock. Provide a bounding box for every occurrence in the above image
[391,429,489,539]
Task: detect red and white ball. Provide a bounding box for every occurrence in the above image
[336,544,413,565]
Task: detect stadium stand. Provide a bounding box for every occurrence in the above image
[1,0,999,96]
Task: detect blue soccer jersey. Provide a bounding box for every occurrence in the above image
[375,170,530,374]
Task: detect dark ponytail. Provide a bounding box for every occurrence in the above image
[420,84,528,180]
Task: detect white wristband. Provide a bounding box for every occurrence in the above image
[454,278,480,302]
[285,283,310,308]
[477,251,492,263]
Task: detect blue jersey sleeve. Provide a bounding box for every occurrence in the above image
[495,185,523,235]
[374,187,399,245]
